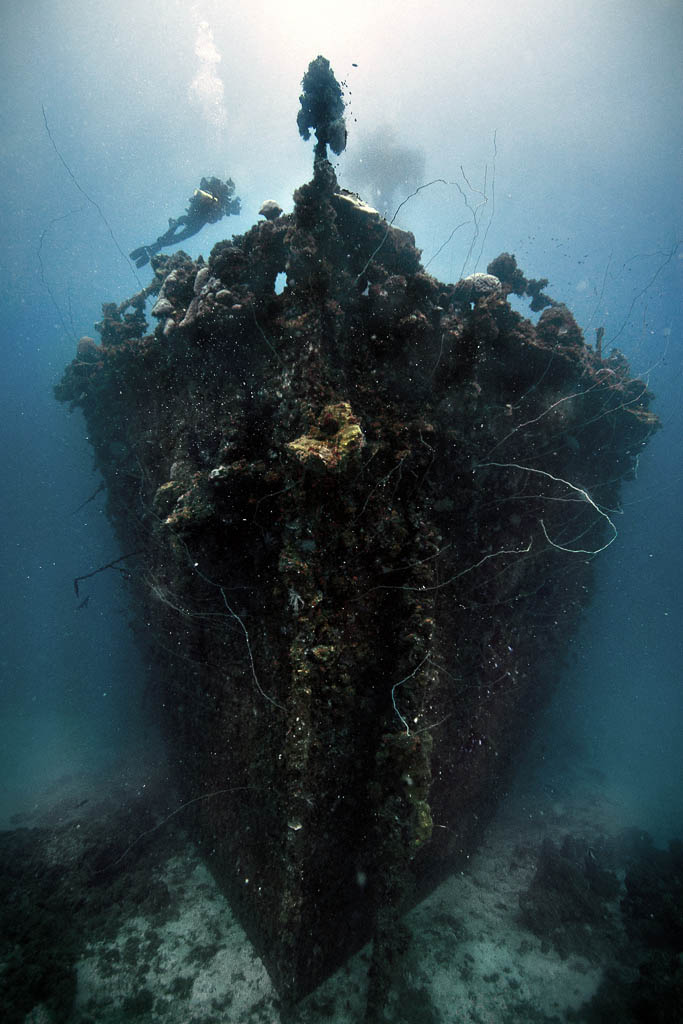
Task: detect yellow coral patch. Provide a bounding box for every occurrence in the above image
[286,401,364,473]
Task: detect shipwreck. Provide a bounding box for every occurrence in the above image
[56,57,658,1018]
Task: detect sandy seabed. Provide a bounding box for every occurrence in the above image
[3,751,681,1024]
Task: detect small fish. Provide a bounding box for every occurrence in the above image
[76,595,90,610]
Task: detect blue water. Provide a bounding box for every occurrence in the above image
[0,0,681,1001]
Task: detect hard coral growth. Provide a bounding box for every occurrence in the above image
[488,251,557,311]
[453,272,502,307]
[297,55,347,162]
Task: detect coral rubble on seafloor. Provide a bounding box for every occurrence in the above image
[55,58,658,1019]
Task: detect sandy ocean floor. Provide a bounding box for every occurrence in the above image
[1,707,681,1024]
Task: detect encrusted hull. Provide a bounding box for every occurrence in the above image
[56,165,657,1006]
